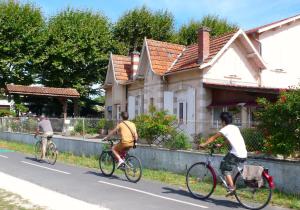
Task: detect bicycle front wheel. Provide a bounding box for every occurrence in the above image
[124,155,142,183]
[46,142,57,165]
[99,151,115,176]
[34,141,42,161]
[186,162,216,199]
[234,171,272,210]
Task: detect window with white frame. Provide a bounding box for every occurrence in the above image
[179,102,184,123]
[228,107,242,126]
[116,104,121,121]
[211,106,242,128]
[212,107,224,128]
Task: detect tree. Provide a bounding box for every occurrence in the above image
[0,0,44,88]
[36,8,119,98]
[176,15,238,45]
[113,6,175,52]
[256,89,300,157]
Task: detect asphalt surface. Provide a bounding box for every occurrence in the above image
[0,150,290,210]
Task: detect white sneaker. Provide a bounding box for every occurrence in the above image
[117,160,125,169]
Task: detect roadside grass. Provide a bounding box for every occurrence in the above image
[0,139,299,209]
[0,188,45,210]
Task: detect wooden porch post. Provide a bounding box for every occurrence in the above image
[74,99,79,117]
[62,98,67,120]
[58,98,68,121]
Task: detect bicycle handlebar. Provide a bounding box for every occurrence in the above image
[103,138,120,147]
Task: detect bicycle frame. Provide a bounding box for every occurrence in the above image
[204,147,275,190]
[103,139,128,162]
[204,147,244,190]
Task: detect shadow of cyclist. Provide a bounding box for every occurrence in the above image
[25,156,47,164]
[162,187,239,208]
[84,170,129,182]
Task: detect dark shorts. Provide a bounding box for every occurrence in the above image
[220,153,246,176]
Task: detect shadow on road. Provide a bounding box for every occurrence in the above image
[162,187,239,208]
[25,156,47,164]
[85,170,128,182]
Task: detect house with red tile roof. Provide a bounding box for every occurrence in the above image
[104,13,300,136]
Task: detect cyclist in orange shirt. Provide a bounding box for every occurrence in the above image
[103,112,138,168]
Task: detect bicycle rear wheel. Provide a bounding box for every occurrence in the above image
[186,162,216,199]
[234,171,272,210]
[46,142,57,165]
[34,141,42,161]
[99,151,115,176]
[124,155,142,183]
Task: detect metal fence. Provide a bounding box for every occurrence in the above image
[0,117,267,154]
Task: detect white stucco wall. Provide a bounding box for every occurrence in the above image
[258,20,300,88]
[203,42,260,87]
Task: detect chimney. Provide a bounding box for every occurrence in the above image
[198,27,211,63]
[131,51,140,79]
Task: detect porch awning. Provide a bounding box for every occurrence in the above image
[203,82,281,94]
[208,101,258,108]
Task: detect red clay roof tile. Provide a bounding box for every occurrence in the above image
[111,55,133,82]
[168,31,236,73]
[6,84,80,98]
[146,39,185,75]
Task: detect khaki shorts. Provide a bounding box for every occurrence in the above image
[114,142,133,153]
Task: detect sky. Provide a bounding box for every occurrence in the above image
[19,0,300,30]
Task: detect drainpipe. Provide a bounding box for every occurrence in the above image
[125,85,128,112]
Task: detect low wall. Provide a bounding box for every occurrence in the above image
[0,132,299,195]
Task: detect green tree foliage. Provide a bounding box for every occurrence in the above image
[113,6,175,52]
[176,15,238,45]
[37,8,119,97]
[256,89,300,157]
[0,0,44,88]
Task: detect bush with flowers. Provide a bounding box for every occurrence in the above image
[256,88,300,157]
[134,106,177,145]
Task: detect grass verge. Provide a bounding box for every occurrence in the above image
[0,188,44,210]
[0,139,299,209]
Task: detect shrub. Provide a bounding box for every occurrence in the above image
[104,120,114,130]
[74,119,84,133]
[256,88,300,157]
[241,128,266,152]
[23,118,37,133]
[0,109,15,117]
[98,118,106,129]
[134,106,177,145]
[164,133,191,150]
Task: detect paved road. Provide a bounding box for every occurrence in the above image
[0,150,290,210]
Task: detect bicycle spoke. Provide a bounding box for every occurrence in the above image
[124,156,142,183]
[186,162,215,199]
[99,152,115,176]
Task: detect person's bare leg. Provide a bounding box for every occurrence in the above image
[41,137,47,159]
[112,145,122,162]
[225,175,234,189]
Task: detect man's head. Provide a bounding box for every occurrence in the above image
[220,112,232,125]
[39,114,46,121]
[120,112,129,120]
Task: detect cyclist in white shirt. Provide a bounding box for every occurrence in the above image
[199,112,247,196]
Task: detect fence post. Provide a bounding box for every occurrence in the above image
[82,118,85,139]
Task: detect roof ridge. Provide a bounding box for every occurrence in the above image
[167,47,187,72]
[146,38,186,48]
[210,30,239,40]
[246,13,300,33]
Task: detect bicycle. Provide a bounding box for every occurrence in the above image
[186,145,274,210]
[99,138,142,183]
[34,136,58,165]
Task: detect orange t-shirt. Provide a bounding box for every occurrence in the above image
[116,121,137,145]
